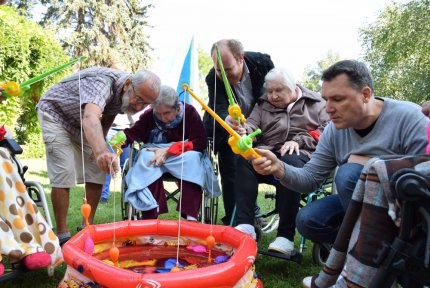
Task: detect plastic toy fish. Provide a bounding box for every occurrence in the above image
[183,264,198,270]
[186,245,207,253]
[84,236,95,255]
[102,258,157,268]
[214,255,230,263]
[164,258,183,269]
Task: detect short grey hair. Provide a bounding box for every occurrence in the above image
[264,67,296,92]
[131,70,161,96]
[152,85,178,108]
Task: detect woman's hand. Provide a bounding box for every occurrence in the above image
[279,141,299,156]
[225,115,246,136]
[147,147,170,167]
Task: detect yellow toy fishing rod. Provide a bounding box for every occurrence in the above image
[0,56,88,98]
[182,84,261,159]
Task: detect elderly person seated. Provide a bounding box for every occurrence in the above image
[228,67,329,254]
[123,85,207,221]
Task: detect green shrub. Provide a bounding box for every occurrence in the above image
[0,5,70,145]
[20,132,45,159]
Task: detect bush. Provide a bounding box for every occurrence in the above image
[0,5,70,145]
[20,133,45,159]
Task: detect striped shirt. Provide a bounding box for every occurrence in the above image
[36,67,130,138]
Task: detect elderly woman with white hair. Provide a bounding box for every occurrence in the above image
[123,85,208,220]
[227,67,330,254]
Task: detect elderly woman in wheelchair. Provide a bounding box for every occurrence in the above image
[226,67,330,255]
[122,85,209,221]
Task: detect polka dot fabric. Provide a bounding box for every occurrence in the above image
[0,148,62,268]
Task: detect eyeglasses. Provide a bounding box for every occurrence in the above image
[130,80,149,106]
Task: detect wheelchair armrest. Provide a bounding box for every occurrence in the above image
[391,169,430,202]
[0,138,23,155]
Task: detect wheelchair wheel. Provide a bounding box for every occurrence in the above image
[25,181,53,229]
[121,159,130,220]
[255,226,262,243]
[201,196,218,224]
[257,214,279,234]
[312,243,332,265]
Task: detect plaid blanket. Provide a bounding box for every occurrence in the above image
[311,155,430,288]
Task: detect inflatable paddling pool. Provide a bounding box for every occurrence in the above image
[59,220,263,288]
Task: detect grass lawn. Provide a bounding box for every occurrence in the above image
[1,158,322,288]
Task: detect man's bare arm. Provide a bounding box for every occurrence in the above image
[100,114,116,137]
[83,103,118,173]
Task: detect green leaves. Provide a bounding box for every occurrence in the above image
[0,5,70,144]
[40,0,153,72]
[360,0,430,104]
[301,51,341,92]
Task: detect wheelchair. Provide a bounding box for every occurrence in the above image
[0,138,53,282]
[120,141,219,224]
[370,168,430,288]
[254,175,335,264]
[0,138,52,227]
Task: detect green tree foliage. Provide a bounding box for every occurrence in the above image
[7,0,34,17]
[301,51,341,92]
[0,5,70,145]
[198,46,212,99]
[360,0,430,103]
[39,0,154,71]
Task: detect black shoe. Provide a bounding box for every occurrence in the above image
[76,225,86,232]
[57,232,71,246]
[221,216,232,226]
[59,236,70,246]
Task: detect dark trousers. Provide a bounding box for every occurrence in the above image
[217,142,240,225]
[296,163,363,244]
[141,178,202,219]
[235,153,309,241]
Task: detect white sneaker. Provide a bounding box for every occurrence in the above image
[186,215,197,221]
[302,276,312,288]
[268,237,294,255]
[235,224,256,240]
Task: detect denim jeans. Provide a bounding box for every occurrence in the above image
[295,163,363,244]
[235,153,309,241]
[101,128,130,200]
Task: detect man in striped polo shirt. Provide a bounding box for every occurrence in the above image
[36,67,161,244]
